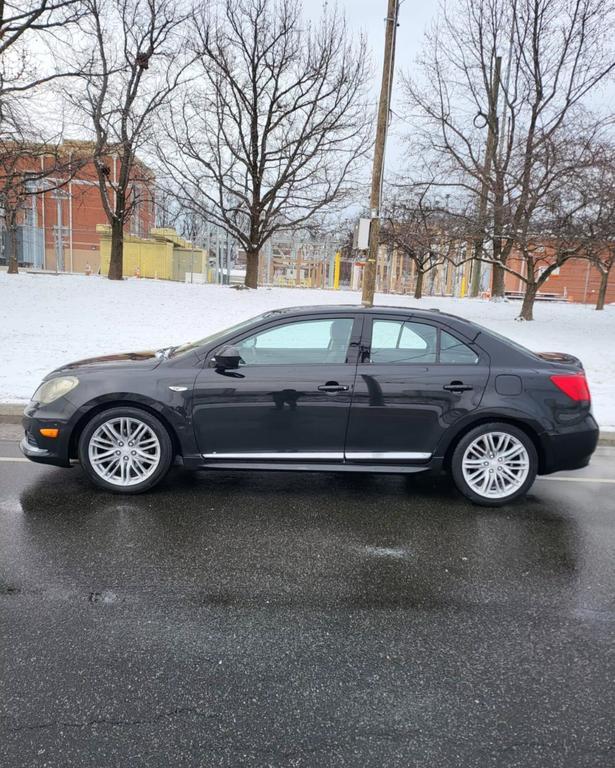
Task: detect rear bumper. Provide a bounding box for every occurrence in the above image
[540,415,599,474]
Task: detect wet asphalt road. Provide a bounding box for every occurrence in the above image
[1,429,614,768]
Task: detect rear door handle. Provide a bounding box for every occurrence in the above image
[443,381,473,392]
[318,383,349,392]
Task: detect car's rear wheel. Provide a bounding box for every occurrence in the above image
[451,423,538,506]
[78,407,173,493]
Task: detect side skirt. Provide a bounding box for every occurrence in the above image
[198,460,437,474]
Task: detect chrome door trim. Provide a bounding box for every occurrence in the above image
[203,451,345,460]
[345,451,432,461]
[202,451,431,461]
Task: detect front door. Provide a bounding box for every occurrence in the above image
[345,315,490,461]
[192,315,361,460]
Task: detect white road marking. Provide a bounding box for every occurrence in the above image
[0,456,28,462]
[536,476,615,484]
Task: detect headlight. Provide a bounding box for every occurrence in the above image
[32,376,79,405]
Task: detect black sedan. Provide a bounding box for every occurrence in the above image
[21,305,599,505]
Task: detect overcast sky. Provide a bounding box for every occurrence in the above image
[304,0,441,172]
[304,0,440,87]
[332,0,438,74]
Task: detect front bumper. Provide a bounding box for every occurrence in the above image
[19,436,70,466]
[21,402,75,467]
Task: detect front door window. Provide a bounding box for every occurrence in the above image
[235,318,354,366]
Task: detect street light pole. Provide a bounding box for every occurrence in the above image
[361,0,399,307]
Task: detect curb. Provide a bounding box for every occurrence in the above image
[1,403,614,446]
[0,405,24,424]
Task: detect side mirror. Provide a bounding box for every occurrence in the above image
[213,345,243,370]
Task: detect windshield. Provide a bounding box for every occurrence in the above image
[168,313,268,358]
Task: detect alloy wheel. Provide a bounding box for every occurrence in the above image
[461,431,530,500]
[88,416,161,487]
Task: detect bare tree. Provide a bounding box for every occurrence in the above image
[577,143,615,310]
[0,1,86,273]
[1,0,85,132]
[0,1,83,58]
[157,0,370,289]
[381,196,461,299]
[153,183,181,228]
[402,0,615,307]
[501,228,587,321]
[0,138,86,273]
[592,247,615,311]
[67,0,193,280]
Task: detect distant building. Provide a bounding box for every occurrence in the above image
[354,240,615,305]
[504,253,615,305]
[98,225,208,282]
[0,140,155,273]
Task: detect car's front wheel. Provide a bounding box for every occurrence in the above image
[78,407,173,493]
[451,423,538,506]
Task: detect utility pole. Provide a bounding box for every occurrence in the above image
[361,0,399,307]
[470,55,501,297]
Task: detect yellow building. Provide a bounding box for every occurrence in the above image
[98,226,208,281]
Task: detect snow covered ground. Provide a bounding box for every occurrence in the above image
[2,271,614,427]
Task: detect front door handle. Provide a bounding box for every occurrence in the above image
[318,383,349,393]
[443,381,473,392]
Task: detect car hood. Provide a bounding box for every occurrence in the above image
[49,350,162,376]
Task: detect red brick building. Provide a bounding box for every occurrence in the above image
[1,140,155,273]
[504,252,615,305]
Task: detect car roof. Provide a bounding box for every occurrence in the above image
[262,304,472,322]
[260,304,482,339]
[263,304,443,316]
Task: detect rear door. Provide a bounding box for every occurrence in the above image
[344,315,490,461]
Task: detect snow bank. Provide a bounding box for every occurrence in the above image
[2,272,614,427]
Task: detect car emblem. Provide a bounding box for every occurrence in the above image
[169,385,188,392]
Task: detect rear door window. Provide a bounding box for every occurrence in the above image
[368,320,480,365]
[370,320,438,364]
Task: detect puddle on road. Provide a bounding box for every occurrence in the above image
[362,545,414,560]
[88,590,121,605]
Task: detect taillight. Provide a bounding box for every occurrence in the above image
[550,373,591,402]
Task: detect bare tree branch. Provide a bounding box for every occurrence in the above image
[64,0,194,279]
[401,0,615,316]
[156,0,371,288]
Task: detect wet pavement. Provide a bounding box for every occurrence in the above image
[1,429,614,768]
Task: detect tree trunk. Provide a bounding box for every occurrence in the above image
[519,282,537,321]
[414,269,423,299]
[595,269,609,310]
[245,249,259,288]
[108,218,124,280]
[469,249,482,297]
[491,261,505,298]
[6,223,18,274]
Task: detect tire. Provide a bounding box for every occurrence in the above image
[451,422,538,507]
[78,407,174,494]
